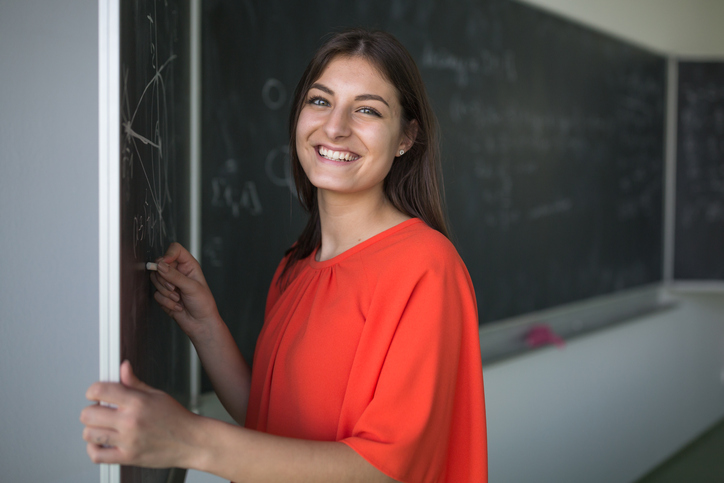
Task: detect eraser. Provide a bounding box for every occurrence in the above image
[146,262,159,271]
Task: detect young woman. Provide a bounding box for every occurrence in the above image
[81,29,487,482]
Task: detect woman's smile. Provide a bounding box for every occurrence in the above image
[317,145,361,163]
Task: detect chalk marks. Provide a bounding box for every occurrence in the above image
[677,66,724,230]
[422,43,517,86]
[207,76,297,219]
[262,78,287,110]
[529,199,572,220]
[121,4,178,255]
[202,236,225,268]
[265,145,296,194]
[211,177,262,217]
[210,158,263,217]
[131,190,162,258]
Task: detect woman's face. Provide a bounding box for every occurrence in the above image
[295,56,410,200]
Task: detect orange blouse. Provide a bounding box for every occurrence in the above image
[245,218,487,482]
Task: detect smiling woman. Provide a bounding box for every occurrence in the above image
[293,56,414,247]
[82,28,487,483]
[284,29,449,275]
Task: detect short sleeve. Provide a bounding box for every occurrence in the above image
[340,251,487,482]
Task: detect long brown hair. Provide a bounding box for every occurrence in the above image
[281,28,448,283]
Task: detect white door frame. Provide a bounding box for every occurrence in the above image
[98,0,121,481]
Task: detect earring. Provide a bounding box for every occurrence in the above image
[399,149,405,155]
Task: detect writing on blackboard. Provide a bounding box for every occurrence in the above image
[678,81,724,229]
[121,9,177,255]
[210,158,263,217]
[529,199,572,220]
[422,43,517,85]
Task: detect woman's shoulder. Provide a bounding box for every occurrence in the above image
[365,218,466,273]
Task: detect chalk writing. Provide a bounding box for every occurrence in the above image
[422,43,517,85]
[677,80,724,229]
[210,159,263,217]
[529,199,572,220]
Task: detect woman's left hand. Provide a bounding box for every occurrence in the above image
[80,360,200,468]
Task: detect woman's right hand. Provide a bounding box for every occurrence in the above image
[150,242,221,342]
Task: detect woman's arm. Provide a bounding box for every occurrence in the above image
[81,362,396,483]
[150,243,250,423]
[181,310,251,425]
[189,417,397,483]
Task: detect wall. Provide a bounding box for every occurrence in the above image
[0,1,100,482]
[484,2,724,482]
[485,294,724,482]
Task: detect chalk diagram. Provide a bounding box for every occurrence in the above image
[121,8,177,257]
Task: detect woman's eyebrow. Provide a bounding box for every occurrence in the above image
[309,83,390,107]
[310,83,333,95]
[355,94,390,107]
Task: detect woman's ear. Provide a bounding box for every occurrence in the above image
[399,119,419,154]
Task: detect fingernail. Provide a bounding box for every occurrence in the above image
[170,292,180,301]
[166,282,175,291]
[158,262,169,273]
[175,303,183,311]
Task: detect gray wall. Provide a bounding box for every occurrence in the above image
[0,1,99,482]
[484,294,724,482]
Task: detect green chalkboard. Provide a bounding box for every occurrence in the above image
[119,0,190,480]
[675,61,724,281]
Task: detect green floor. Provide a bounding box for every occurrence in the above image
[636,418,724,483]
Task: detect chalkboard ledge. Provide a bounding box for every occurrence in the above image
[479,284,676,366]
[669,281,724,293]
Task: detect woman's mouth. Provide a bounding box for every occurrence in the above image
[318,146,360,162]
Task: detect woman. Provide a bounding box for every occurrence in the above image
[81,29,487,482]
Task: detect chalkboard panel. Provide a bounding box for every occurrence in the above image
[201,0,666,379]
[675,61,724,281]
[120,0,190,481]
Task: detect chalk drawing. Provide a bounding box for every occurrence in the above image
[262,78,287,110]
[121,4,177,254]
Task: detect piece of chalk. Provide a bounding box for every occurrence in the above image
[146,262,159,271]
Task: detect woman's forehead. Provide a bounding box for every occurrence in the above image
[312,55,397,92]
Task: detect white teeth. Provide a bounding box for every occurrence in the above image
[318,146,359,162]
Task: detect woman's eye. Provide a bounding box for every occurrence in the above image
[358,107,381,117]
[307,96,329,107]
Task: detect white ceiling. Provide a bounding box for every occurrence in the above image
[515,0,724,57]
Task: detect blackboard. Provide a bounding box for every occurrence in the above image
[675,61,724,281]
[201,0,666,382]
[119,0,190,481]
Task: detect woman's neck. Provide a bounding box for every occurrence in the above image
[316,189,410,262]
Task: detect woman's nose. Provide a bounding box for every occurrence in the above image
[323,107,352,139]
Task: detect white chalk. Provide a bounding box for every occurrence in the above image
[146,262,159,271]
